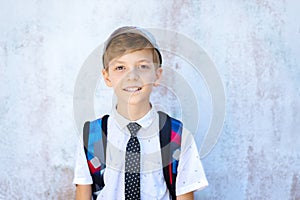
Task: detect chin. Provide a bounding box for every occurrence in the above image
[125,96,149,106]
[127,99,145,106]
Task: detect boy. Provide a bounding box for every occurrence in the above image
[73,26,208,200]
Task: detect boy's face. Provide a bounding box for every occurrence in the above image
[102,49,162,107]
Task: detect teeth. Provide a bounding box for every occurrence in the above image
[124,87,141,92]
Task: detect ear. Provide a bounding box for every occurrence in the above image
[153,68,163,86]
[102,69,113,87]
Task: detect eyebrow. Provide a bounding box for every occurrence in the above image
[109,60,125,67]
[112,59,152,65]
[137,59,152,63]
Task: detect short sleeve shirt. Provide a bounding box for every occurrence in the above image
[73,107,208,199]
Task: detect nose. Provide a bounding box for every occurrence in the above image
[127,67,139,80]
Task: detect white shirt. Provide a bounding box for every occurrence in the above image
[73,107,208,199]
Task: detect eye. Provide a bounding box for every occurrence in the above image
[138,65,150,70]
[115,65,125,71]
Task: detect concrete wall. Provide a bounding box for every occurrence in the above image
[0,0,299,199]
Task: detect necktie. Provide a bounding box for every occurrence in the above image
[125,122,142,200]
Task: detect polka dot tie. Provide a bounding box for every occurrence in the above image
[125,122,142,200]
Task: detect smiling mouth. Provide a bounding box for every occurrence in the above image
[123,87,142,92]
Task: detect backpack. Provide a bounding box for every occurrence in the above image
[83,111,182,200]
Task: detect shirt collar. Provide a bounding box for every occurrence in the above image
[112,104,157,130]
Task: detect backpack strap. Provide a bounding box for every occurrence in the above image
[83,115,109,199]
[84,112,182,200]
[158,111,183,200]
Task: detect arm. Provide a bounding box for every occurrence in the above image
[175,129,208,199]
[177,191,194,200]
[75,184,92,200]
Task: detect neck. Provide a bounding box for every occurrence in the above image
[117,101,151,121]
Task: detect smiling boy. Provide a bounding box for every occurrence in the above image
[73,26,208,200]
[103,48,161,121]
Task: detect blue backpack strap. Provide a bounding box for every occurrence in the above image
[158,111,183,200]
[84,112,181,199]
[83,115,109,200]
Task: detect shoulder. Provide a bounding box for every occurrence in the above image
[87,115,110,129]
[157,111,183,126]
[89,114,110,124]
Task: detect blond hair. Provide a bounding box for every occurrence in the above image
[102,27,162,70]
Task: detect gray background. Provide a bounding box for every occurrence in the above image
[0,0,299,199]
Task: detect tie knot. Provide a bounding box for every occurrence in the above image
[127,122,141,137]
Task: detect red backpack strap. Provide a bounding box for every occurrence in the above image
[158,111,182,200]
[83,115,109,200]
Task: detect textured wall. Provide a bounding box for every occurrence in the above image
[0,0,299,199]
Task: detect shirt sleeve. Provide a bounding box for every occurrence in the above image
[73,138,93,185]
[175,128,209,196]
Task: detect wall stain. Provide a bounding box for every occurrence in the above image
[290,173,300,200]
